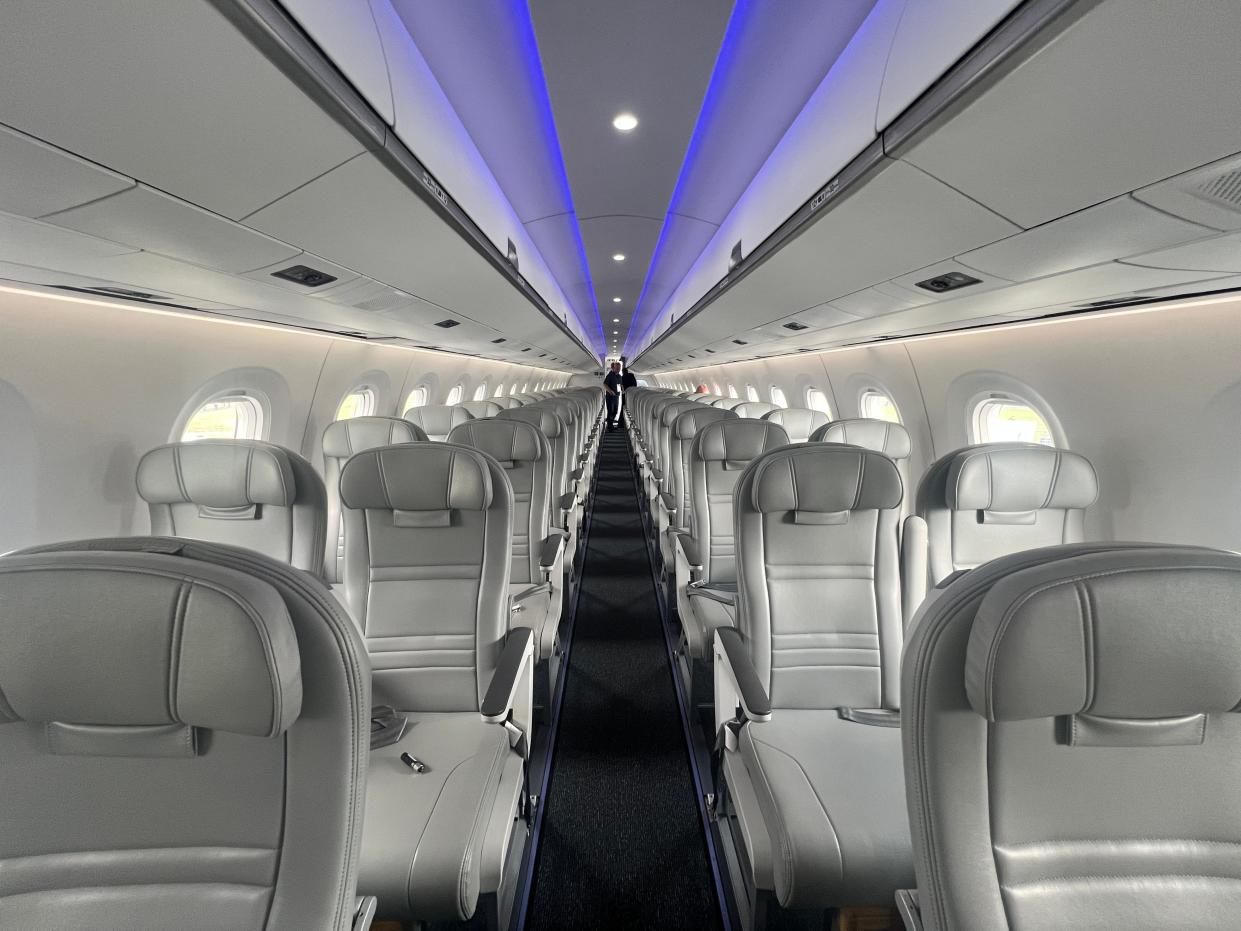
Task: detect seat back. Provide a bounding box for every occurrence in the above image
[136,440,326,575]
[690,419,789,583]
[764,407,829,443]
[0,537,369,930]
[321,416,428,583]
[733,400,778,420]
[493,396,523,410]
[449,418,551,585]
[404,404,473,441]
[735,443,904,710]
[669,406,736,531]
[712,397,744,410]
[658,400,700,490]
[810,418,911,459]
[903,543,1241,931]
[338,443,511,712]
[459,399,503,419]
[498,406,571,518]
[540,397,583,469]
[648,395,687,467]
[915,442,1098,583]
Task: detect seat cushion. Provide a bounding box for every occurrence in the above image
[739,711,913,908]
[684,585,737,659]
[359,713,519,922]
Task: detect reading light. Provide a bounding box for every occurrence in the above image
[612,253,626,262]
[612,112,638,132]
[612,297,622,304]
[612,317,620,323]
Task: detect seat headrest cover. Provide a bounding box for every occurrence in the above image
[338,443,493,512]
[965,547,1241,722]
[405,405,472,434]
[764,408,829,434]
[812,418,912,460]
[674,406,736,439]
[0,550,301,737]
[945,444,1098,512]
[322,416,427,458]
[447,419,543,463]
[496,406,564,438]
[697,420,791,463]
[137,441,297,508]
[662,401,699,426]
[750,444,903,513]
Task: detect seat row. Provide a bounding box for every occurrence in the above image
[0,388,604,928]
[622,387,1126,928]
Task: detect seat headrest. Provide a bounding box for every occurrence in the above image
[137,440,298,508]
[674,406,736,439]
[945,444,1097,512]
[696,419,790,465]
[404,405,472,435]
[322,416,427,459]
[750,444,903,514]
[448,419,543,466]
[0,549,301,738]
[662,401,699,426]
[734,401,777,419]
[497,406,564,438]
[459,400,503,419]
[764,407,829,434]
[811,418,912,460]
[966,547,1241,723]
[339,443,493,512]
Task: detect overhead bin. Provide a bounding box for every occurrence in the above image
[0,124,133,220]
[0,0,370,222]
[894,1,1241,229]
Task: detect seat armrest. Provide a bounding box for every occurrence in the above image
[481,627,535,724]
[901,515,929,627]
[650,466,663,482]
[570,467,584,482]
[658,492,677,515]
[557,492,577,515]
[713,627,771,723]
[353,896,377,931]
[676,533,702,572]
[540,533,566,580]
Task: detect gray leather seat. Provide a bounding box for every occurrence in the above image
[0,536,370,930]
[715,443,913,918]
[733,400,778,420]
[459,399,504,419]
[660,405,736,577]
[763,407,828,443]
[901,542,1241,931]
[711,397,744,410]
[321,415,428,584]
[813,418,915,522]
[449,417,565,661]
[493,396,524,410]
[136,439,327,575]
[652,400,701,533]
[403,404,473,441]
[497,406,581,565]
[338,442,532,926]
[677,419,789,663]
[913,441,1098,583]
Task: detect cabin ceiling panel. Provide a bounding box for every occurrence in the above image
[898,0,1241,230]
[0,0,369,221]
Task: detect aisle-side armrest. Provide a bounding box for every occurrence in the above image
[714,628,771,724]
[481,627,535,728]
[658,492,677,516]
[676,533,702,573]
[540,533,566,579]
[352,896,377,931]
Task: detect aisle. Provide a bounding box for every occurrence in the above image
[524,428,724,930]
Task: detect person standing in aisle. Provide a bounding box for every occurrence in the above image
[603,361,622,430]
[621,365,638,427]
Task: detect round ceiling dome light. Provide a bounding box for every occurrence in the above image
[612,253,626,262]
[612,297,622,304]
[612,112,638,132]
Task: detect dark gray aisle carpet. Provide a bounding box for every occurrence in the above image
[525,428,723,930]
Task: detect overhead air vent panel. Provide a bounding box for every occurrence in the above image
[434,318,461,328]
[271,263,338,288]
[915,270,981,293]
